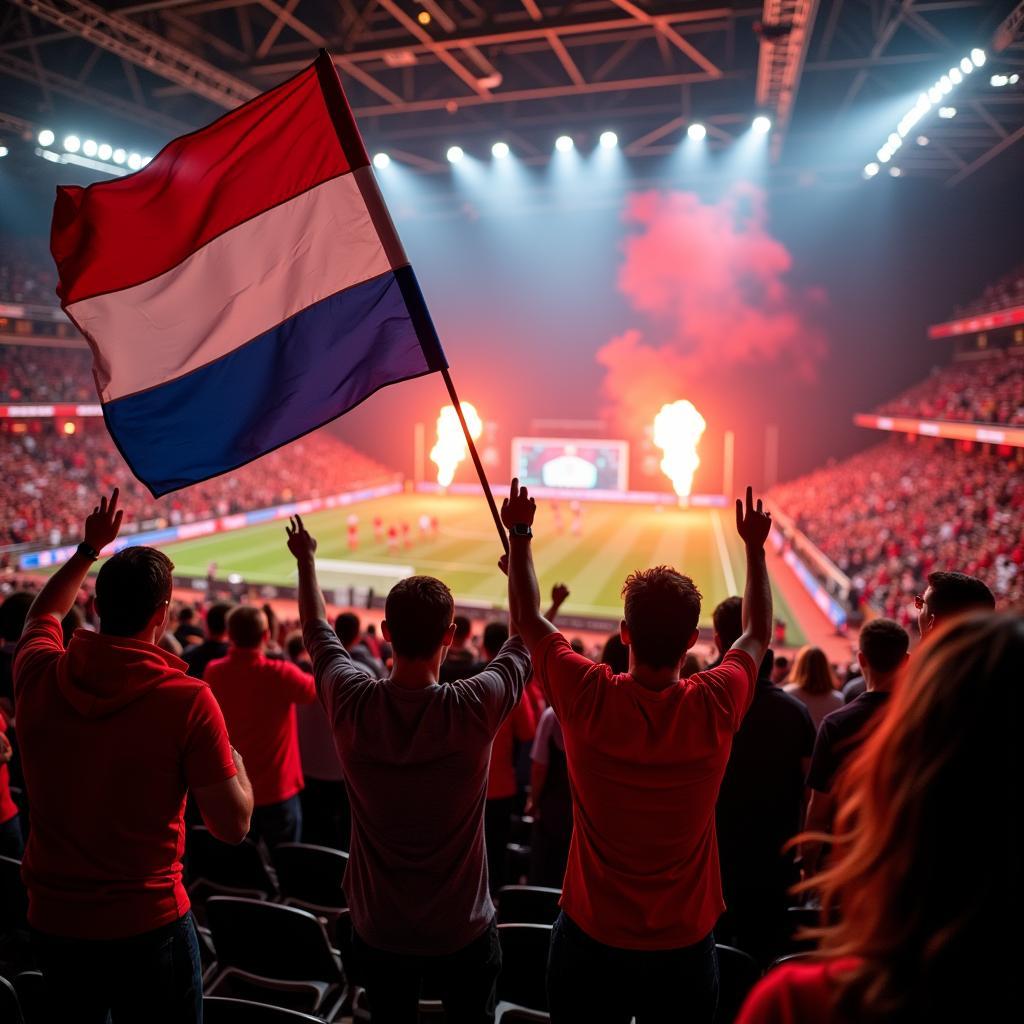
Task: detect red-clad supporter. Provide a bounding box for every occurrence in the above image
[0,238,58,307]
[0,344,94,403]
[876,350,1024,426]
[505,480,774,1023]
[0,420,394,546]
[770,438,1023,621]
[738,613,1021,1024]
[0,712,21,857]
[481,620,536,892]
[205,605,317,848]
[287,514,530,1023]
[12,490,252,1022]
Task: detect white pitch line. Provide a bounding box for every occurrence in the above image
[711,509,738,595]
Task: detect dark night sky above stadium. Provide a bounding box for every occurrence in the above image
[3,153,1023,492]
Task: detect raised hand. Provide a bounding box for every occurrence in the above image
[551,583,570,606]
[84,488,123,551]
[285,514,318,562]
[501,477,536,529]
[735,485,772,550]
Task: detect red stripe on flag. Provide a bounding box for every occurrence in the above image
[51,61,362,306]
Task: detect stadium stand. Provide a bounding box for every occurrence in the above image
[0,344,94,403]
[0,239,58,309]
[876,348,1024,425]
[953,261,1024,317]
[0,421,396,548]
[770,437,1023,623]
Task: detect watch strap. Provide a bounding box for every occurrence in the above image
[77,541,100,561]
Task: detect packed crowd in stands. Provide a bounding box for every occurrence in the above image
[1,476,1014,1024]
[770,438,1023,623]
[0,423,395,548]
[876,348,1024,425]
[0,344,94,404]
[0,239,58,309]
[953,260,1024,317]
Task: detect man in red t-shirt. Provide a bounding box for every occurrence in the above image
[503,480,774,1023]
[13,490,253,1023]
[205,604,317,848]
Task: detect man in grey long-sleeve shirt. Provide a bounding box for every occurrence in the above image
[285,514,530,1024]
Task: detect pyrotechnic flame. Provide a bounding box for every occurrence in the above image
[431,402,482,487]
[653,400,707,499]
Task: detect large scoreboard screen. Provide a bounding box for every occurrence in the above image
[511,437,629,493]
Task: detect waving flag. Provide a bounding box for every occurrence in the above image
[50,51,447,497]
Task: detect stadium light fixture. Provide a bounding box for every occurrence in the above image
[82,139,98,158]
[752,115,772,135]
[491,141,510,158]
[0,146,7,159]
[97,143,112,161]
[446,145,464,163]
[113,148,126,165]
[37,129,54,147]
[63,135,81,153]
[417,10,431,25]
[372,152,391,169]
[889,167,902,178]
[863,162,880,178]
[127,152,143,170]
[555,134,574,152]
[599,130,618,149]
[687,122,707,141]
[865,47,982,181]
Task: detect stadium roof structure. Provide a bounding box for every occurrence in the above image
[0,0,1022,186]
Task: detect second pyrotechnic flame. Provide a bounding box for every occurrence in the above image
[653,400,707,500]
[431,402,482,487]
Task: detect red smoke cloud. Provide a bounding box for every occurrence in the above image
[598,185,826,435]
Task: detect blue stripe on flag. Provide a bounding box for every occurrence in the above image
[104,268,444,496]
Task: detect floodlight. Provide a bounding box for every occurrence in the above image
[917,135,929,146]
[863,162,880,178]
[752,115,772,135]
[598,130,618,149]
[38,129,54,147]
[127,152,143,170]
[0,146,7,159]
[97,143,112,161]
[939,75,952,94]
[555,135,574,152]
[687,122,707,141]
[63,135,81,153]
[938,106,957,119]
[446,145,464,163]
[372,152,390,169]
[949,68,963,85]
[889,167,902,177]
[113,148,126,165]
[970,48,986,68]
[960,57,973,74]
[82,139,98,157]
[491,141,510,158]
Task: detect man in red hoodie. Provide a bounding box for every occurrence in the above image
[14,490,253,1024]
[206,605,317,848]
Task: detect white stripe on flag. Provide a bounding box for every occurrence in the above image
[68,169,401,403]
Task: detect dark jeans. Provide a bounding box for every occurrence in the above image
[251,793,302,849]
[352,919,502,1024]
[31,912,202,1024]
[547,912,718,1024]
[484,796,516,893]
[300,777,351,851]
[0,813,24,858]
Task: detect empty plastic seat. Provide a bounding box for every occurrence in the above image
[272,843,348,915]
[203,995,326,1023]
[497,885,562,926]
[187,826,278,904]
[496,923,551,1014]
[205,896,347,1019]
[715,944,762,1024]
[0,975,23,1024]
[12,971,44,1024]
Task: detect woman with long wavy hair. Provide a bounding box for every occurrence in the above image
[783,645,843,728]
[737,611,1023,1023]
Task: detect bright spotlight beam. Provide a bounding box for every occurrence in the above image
[687,122,707,141]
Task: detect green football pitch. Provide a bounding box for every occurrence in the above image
[154,492,805,641]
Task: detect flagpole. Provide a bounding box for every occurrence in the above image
[441,367,508,555]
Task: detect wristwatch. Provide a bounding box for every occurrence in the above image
[77,541,101,561]
[508,523,533,539]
